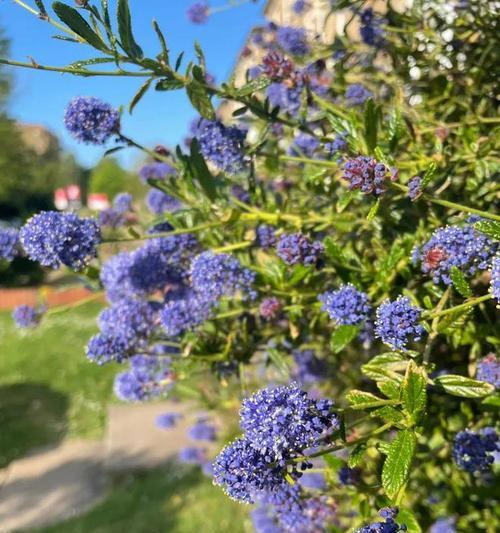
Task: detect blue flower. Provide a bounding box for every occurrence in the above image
[375,296,424,351]
[251,506,281,533]
[160,288,214,336]
[276,232,324,267]
[345,84,373,106]
[490,255,500,304]
[430,517,456,533]
[213,437,288,503]
[146,188,181,214]
[98,208,125,229]
[12,304,43,328]
[155,412,183,429]
[325,133,348,155]
[261,51,295,82]
[190,251,256,301]
[356,507,405,533]
[338,465,361,486]
[86,333,132,364]
[342,156,391,196]
[318,284,371,325]
[476,353,499,388]
[276,27,309,56]
[256,225,278,249]
[196,119,247,174]
[292,350,328,383]
[20,211,101,271]
[266,81,303,116]
[186,3,209,24]
[292,0,308,14]
[179,446,207,464]
[413,221,497,285]
[452,427,499,473]
[113,192,133,213]
[64,96,119,144]
[188,417,217,442]
[240,382,338,463]
[139,162,176,183]
[113,355,174,401]
[100,251,136,303]
[0,227,20,262]
[288,133,320,158]
[359,9,386,48]
[407,176,422,201]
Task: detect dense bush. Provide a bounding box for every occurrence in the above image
[1,1,499,532]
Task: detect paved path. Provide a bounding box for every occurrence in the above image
[0,401,194,532]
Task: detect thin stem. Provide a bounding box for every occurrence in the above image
[424,293,492,319]
[102,221,224,243]
[0,58,151,77]
[212,241,252,253]
[117,134,178,166]
[292,422,393,463]
[46,291,103,316]
[279,155,338,168]
[213,307,258,320]
[13,0,80,39]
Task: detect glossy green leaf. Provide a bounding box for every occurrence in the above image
[402,361,427,417]
[330,325,359,354]
[475,219,500,241]
[129,78,152,114]
[434,375,494,398]
[449,266,472,298]
[382,430,416,500]
[117,0,143,58]
[348,444,367,468]
[186,80,215,120]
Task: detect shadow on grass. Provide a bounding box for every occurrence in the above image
[0,383,69,468]
[35,461,246,533]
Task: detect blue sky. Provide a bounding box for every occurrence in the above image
[1,1,265,168]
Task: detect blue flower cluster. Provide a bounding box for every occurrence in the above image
[407,176,422,201]
[86,333,132,364]
[288,133,320,158]
[12,304,44,328]
[292,349,327,384]
[64,96,119,144]
[213,383,338,503]
[345,84,373,107]
[430,517,456,533]
[261,51,294,82]
[161,289,213,337]
[0,227,19,262]
[342,157,392,196]
[356,508,406,533]
[188,417,217,442]
[338,465,361,486]
[20,211,101,271]
[113,192,133,213]
[292,0,308,14]
[276,26,309,56]
[359,8,386,48]
[491,255,500,304]
[146,188,181,214]
[325,133,347,156]
[139,161,176,183]
[113,354,174,402]
[375,296,424,351]
[191,251,257,301]
[452,427,499,473]
[276,232,324,267]
[256,225,277,249]
[179,446,208,465]
[155,412,182,429]
[318,284,371,325]
[196,119,247,174]
[98,192,134,229]
[413,221,498,285]
[186,2,209,24]
[476,353,499,388]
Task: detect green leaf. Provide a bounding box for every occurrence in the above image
[449,266,473,298]
[288,264,312,286]
[152,19,169,64]
[323,454,344,471]
[233,77,270,97]
[330,325,359,354]
[155,77,185,91]
[397,509,422,533]
[323,236,347,265]
[475,219,500,241]
[52,2,110,52]
[364,98,380,152]
[266,348,290,377]
[362,353,406,383]
[129,78,152,114]
[346,390,387,409]
[420,161,437,189]
[377,380,401,400]
[367,198,381,221]
[382,430,416,500]
[35,0,48,17]
[188,138,217,201]
[186,80,215,120]
[402,361,427,417]
[482,394,500,407]
[434,374,494,398]
[348,444,367,468]
[371,406,405,424]
[117,0,143,58]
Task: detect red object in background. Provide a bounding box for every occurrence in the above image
[54,185,82,210]
[87,193,110,211]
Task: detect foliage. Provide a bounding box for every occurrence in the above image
[2,1,499,532]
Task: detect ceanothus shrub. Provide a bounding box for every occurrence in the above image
[4,1,499,531]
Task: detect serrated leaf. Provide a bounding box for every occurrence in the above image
[186,80,215,120]
[330,325,359,354]
[233,77,270,97]
[377,380,400,400]
[420,161,437,189]
[52,2,110,51]
[475,219,500,241]
[348,444,367,468]
[371,406,405,424]
[129,78,152,114]
[346,390,388,409]
[382,430,416,500]
[367,198,380,220]
[402,361,427,417]
[117,0,143,58]
[449,266,472,297]
[434,374,494,398]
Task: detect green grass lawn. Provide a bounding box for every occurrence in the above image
[35,465,247,533]
[0,300,247,532]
